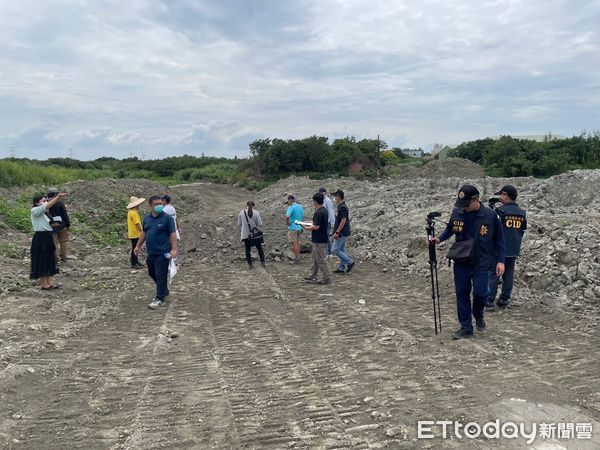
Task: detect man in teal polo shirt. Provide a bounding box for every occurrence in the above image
[285,194,304,264]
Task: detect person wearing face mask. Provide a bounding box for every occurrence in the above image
[30,192,67,289]
[134,196,178,309]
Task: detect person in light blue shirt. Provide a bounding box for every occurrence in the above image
[319,187,336,257]
[285,194,304,264]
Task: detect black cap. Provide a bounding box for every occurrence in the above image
[454,184,480,208]
[318,187,326,193]
[161,194,171,203]
[494,185,517,200]
[331,189,344,199]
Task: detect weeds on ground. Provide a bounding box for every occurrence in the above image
[0,198,31,232]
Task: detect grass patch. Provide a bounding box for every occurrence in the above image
[0,198,32,232]
[0,243,20,259]
[0,159,111,187]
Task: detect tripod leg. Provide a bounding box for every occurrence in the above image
[434,263,442,333]
[430,263,438,334]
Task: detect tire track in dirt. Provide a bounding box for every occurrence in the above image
[199,272,361,449]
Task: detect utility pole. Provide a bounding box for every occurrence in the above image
[68,148,75,159]
[9,147,16,158]
[376,134,381,177]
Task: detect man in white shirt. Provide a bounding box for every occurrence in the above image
[319,187,336,258]
[161,194,180,241]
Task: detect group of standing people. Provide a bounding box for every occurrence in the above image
[238,187,356,285]
[29,188,71,289]
[433,184,527,339]
[29,181,525,333]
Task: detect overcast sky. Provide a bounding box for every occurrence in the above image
[1,0,599,160]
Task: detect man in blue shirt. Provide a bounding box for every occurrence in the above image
[486,185,527,311]
[285,194,304,264]
[134,196,178,309]
[433,185,506,339]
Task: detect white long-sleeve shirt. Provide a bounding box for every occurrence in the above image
[238,209,263,240]
[323,196,335,226]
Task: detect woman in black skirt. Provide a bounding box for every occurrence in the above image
[30,192,66,289]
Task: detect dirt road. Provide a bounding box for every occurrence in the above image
[1,183,598,449]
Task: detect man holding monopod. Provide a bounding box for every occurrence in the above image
[431,185,506,339]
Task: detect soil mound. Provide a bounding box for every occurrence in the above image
[257,170,600,311]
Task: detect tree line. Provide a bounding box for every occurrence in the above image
[448,133,600,177]
[2,132,599,189]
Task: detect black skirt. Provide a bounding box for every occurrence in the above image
[30,231,59,279]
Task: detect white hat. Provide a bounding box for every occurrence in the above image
[127,196,145,209]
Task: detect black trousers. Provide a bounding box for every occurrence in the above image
[130,238,140,266]
[243,238,265,265]
[147,254,170,300]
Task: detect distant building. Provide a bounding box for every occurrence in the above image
[431,143,444,156]
[407,148,424,158]
[438,145,454,160]
[396,148,424,158]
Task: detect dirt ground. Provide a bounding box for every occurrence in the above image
[1,183,599,449]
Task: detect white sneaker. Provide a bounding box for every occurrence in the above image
[148,299,165,309]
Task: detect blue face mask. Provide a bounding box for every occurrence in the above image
[154,205,164,214]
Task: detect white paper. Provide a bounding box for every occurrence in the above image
[294,220,313,227]
[52,216,63,222]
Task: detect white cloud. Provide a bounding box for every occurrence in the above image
[0,0,599,159]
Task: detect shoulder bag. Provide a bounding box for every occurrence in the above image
[244,211,264,245]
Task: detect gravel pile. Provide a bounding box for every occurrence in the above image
[256,165,600,310]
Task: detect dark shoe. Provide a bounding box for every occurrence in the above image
[316,279,332,285]
[260,262,266,268]
[452,327,473,340]
[485,303,496,312]
[476,318,486,332]
[333,269,345,274]
[496,301,510,309]
[345,262,356,274]
[303,276,317,283]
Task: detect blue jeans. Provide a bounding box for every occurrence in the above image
[332,235,353,270]
[453,264,490,332]
[147,254,170,300]
[487,257,516,305]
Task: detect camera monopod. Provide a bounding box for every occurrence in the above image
[426,212,442,335]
